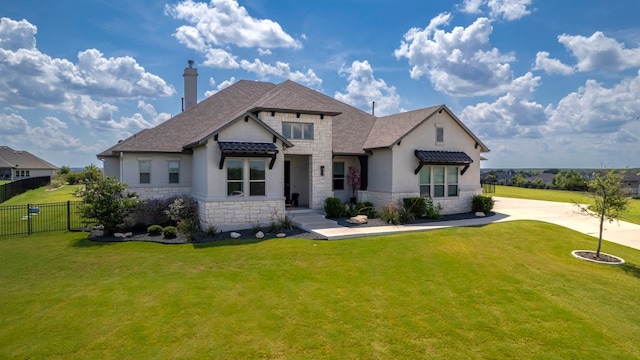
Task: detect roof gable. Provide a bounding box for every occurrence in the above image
[0,146,57,169]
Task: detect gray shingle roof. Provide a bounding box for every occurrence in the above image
[414,150,473,164]
[98,79,488,158]
[0,146,57,169]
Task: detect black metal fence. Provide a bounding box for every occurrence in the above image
[0,176,51,203]
[0,201,85,237]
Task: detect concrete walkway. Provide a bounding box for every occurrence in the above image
[308,197,640,251]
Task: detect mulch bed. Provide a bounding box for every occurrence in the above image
[88,211,495,244]
[573,250,624,264]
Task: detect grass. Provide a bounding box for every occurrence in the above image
[2,222,640,359]
[0,184,82,206]
[492,185,640,225]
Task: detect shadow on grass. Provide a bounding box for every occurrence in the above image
[620,262,640,279]
[191,237,271,249]
[71,236,120,248]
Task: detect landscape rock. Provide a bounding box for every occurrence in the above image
[348,215,368,224]
[114,232,125,238]
[475,212,486,217]
[276,233,286,238]
[230,232,241,238]
[255,231,265,239]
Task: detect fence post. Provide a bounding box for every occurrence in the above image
[27,203,32,235]
[67,201,71,231]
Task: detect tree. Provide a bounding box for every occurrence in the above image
[576,169,630,257]
[75,177,137,236]
[57,166,71,175]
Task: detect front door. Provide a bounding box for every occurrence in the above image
[284,160,291,204]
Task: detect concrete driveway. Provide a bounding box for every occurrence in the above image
[491,197,640,251]
[312,197,640,251]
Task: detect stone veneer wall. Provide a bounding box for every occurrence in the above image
[129,186,192,200]
[198,199,284,232]
[360,186,481,215]
[260,112,333,210]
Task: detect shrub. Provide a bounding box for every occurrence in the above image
[74,177,138,236]
[324,197,344,218]
[379,203,400,225]
[127,198,175,228]
[163,226,178,239]
[402,197,427,219]
[178,219,198,241]
[65,172,82,185]
[165,197,199,224]
[424,197,443,219]
[278,216,293,231]
[147,224,163,236]
[356,201,377,218]
[472,195,494,213]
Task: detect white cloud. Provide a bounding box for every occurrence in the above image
[558,31,640,72]
[258,48,272,56]
[533,51,574,75]
[394,15,516,97]
[204,76,236,97]
[0,113,29,135]
[202,48,239,68]
[0,17,174,117]
[546,71,640,134]
[461,72,546,138]
[239,59,322,87]
[166,0,301,49]
[334,60,400,116]
[105,101,171,130]
[459,0,533,21]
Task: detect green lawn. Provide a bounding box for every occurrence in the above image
[492,185,640,225]
[0,184,82,206]
[2,222,640,359]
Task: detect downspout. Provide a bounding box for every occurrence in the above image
[119,152,124,182]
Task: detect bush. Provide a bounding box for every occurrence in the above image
[147,224,163,236]
[163,226,178,239]
[379,203,400,225]
[424,197,442,219]
[356,201,377,218]
[402,197,427,219]
[472,195,494,213]
[178,219,198,241]
[165,197,199,224]
[205,224,218,237]
[324,197,344,218]
[126,198,175,228]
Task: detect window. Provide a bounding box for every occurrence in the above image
[419,167,431,197]
[419,166,459,198]
[26,170,30,177]
[249,160,266,196]
[227,159,244,196]
[139,161,151,184]
[448,167,458,197]
[333,162,345,190]
[434,166,445,197]
[282,122,314,140]
[436,127,444,143]
[168,161,180,184]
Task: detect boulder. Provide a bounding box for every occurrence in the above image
[230,232,241,238]
[114,232,125,238]
[348,215,368,224]
[255,231,265,239]
[475,212,486,217]
[276,233,287,238]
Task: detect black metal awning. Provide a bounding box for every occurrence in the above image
[414,150,473,175]
[219,141,279,169]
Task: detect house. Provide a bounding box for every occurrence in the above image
[98,62,490,231]
[0,146,58,181]
[524,173,556,186]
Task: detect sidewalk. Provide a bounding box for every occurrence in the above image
[310,197,640,251]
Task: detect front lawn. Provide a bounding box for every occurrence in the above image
[493,185,640,225]
[1,222,640,359]
[0,184,82,206]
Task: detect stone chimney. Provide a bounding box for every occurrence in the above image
[183,60,198,111]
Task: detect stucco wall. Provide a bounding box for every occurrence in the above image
[331,155,361,203]
[118,153,192,187]
[102,157,120,179]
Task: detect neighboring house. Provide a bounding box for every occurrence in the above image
[98,62,490,231]
[622,172,640,195]
[524,173,556,186]
[0,146,58,181]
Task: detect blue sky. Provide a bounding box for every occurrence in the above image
[2,0,639,169]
